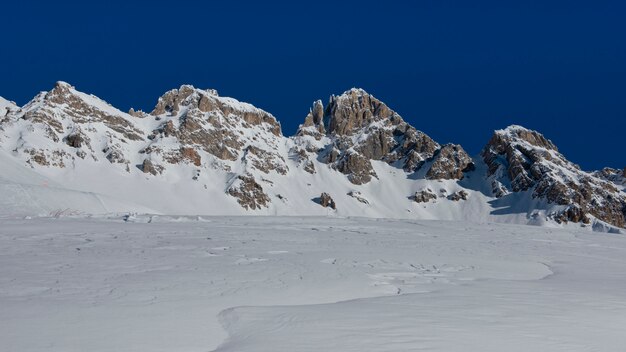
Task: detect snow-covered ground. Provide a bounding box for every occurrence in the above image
[1,215,625,351]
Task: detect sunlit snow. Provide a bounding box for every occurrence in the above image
[1,216,625,351]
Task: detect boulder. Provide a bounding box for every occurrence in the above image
[319,192,336,209]
[414,189,437,203]
[447,190,469,201]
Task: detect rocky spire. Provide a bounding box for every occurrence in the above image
[325,88,399,135]
[299,100,325,137]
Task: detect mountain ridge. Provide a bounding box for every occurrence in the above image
[0,82,624,232]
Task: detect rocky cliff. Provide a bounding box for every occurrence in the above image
[297,88,473,184]
[483,125,626,227]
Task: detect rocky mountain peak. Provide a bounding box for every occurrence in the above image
[0,82,146,169]
[141,84,287,188]
[53,80,74,90]
[495,125,558,151]
[150,85,280,136]
[484,125,567,192]
[44,81,83,105]
[151,85,199,116]
[296,89,474,185]
[325,88,400,136]
[483,125,626,228]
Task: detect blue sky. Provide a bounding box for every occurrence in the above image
[1,1,624,170]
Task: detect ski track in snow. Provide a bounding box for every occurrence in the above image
[1,216,626,351]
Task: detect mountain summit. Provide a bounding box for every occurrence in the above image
[483,125,626,228]
[0,83,624,232]
[297,88,472,184]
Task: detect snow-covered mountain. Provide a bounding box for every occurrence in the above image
[0,82,624,232]
[483,125,626,229]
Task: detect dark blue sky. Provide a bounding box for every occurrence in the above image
[2,1,624,170]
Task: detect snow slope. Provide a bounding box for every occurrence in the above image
[0,96,17,115]
[1,216,625,351]
[0,152,155,217]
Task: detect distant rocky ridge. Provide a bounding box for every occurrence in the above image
[0,82,624,231]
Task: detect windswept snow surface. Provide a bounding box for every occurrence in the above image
[1,216,626,351]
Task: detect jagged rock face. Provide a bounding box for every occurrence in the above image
[0,82,145,168]
[593,167,626,189]
[299,100,325,138]
[151,86,281,136]
[483,125,567,192]
[296,88,442,184]
[162,147,202,167]
[147,86,287,175]
[483,125,626,228]
[243,145,288,175]
[426,144,474,180]
[128,108,148,118]
[28,82,144,141]
[227,174,271,210]
[325,89,396,135]
[332,150,377,185]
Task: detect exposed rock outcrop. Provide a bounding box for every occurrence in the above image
[296,88,442,184]
[414,189,437,203]
[148,85,287,175]
[0,82,146,168]
[593,167,626,189]
[483,125,626,228]
[128,108,148,118]
[141,159,163,175]
[65,131,86,148]
[227,174,271,210]
[347,191,369,204]
[243,145,288,175]
[426,144,474,180]
[299,100,325,137]
[319,192,336,209]
[292,148,316,174]
[151,86,281,136]
[332,150,377,185]
[447,190,469,201]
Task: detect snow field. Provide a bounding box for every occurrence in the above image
[1,216,625,351]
